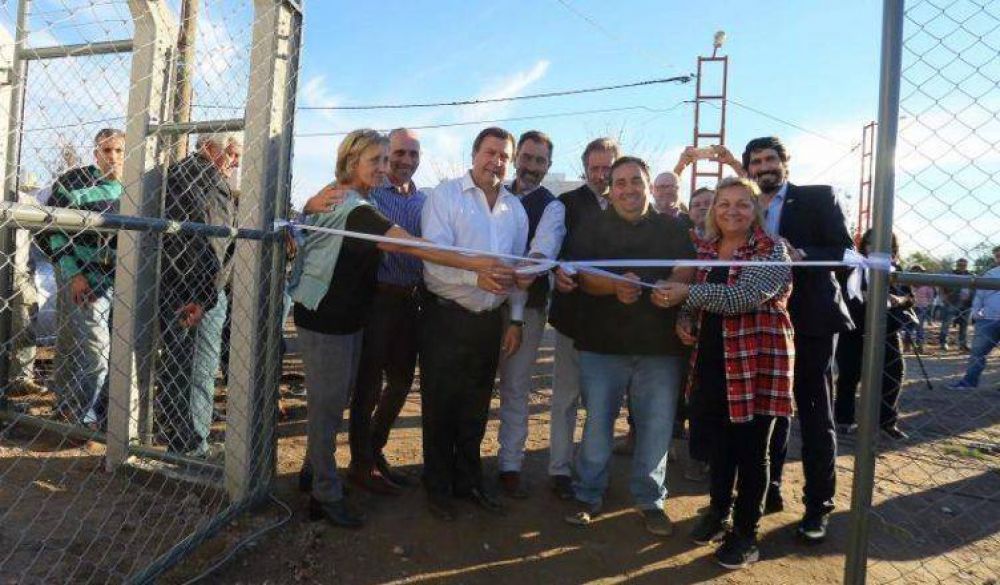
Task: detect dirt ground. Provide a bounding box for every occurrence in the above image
[2,325,998,584]
[162,327,999,585]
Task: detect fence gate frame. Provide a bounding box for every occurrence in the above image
[0,0,302,580]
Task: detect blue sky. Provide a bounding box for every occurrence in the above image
[6,1,993,257]
[291,1,882,208]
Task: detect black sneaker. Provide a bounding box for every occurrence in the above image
[308,497,364,529]
[715,532,760,570]
[641,508,674,536]
[691,508,731,545]
[797,512,829,543]
[763,487,784,515]
[551,475,575,501]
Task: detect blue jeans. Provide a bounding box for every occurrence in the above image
[158,291,228,455]
[60,288,113,426]
[574,352,680,510]
[959,319,1000,387]
[904,306,931,346]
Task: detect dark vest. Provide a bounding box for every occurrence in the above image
[517,185,556,308]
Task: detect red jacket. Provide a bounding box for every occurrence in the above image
[686,227,795,422]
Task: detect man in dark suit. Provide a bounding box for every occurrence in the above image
[742,136,855,543]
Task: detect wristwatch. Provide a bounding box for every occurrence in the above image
[510,320,524,327]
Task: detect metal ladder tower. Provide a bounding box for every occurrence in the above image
[856,120,877,243]
[690,33,730,194]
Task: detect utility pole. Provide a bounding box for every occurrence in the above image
[171,0,198,161]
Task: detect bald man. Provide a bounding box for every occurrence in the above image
[348,128,428,494]
[651,172,683,218]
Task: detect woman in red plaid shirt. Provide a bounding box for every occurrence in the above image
[654,176,794,569]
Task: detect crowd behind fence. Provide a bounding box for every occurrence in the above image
[0,0,299,582]
[0,0,997,583]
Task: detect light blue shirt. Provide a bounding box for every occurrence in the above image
[763,182,788,237]
[972,265,1000,320]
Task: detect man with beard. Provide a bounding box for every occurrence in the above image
[419,127,532,520]
[547,137,620,500]
[496,131,566,498]
[743,136,854,542]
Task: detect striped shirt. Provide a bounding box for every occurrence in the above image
[370,179,427,287]
[45,165,124,293]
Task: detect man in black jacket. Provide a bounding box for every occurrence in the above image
[158,133,241,457]
[547,137,620,499]
[743,136,855,543]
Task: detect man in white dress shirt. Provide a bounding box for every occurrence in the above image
[496,130,566,498]
[420,127,531,520]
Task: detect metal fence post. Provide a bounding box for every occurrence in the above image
[224,0,302,502]
[0,0,30,399]
[105,0,177,470]
[844,0,905,583]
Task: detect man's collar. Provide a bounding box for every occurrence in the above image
[382,177,418,195]
[774,182,789,201]
[462,171,509,198]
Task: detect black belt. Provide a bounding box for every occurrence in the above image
[425,291,501,316]
[375,282,420,298]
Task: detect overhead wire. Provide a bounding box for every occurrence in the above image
[292,75,693,111]
[294,102,693,138]
[550,0,670,68]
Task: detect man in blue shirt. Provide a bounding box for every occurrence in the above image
[348,128,428,494]
[950,246,1000,389]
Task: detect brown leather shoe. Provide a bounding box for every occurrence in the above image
[498,471,529,499]
[375,452,412,487]
[347,467,402,496]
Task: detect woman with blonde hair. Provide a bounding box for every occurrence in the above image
[290,129,512,528]
[653,176,794,569]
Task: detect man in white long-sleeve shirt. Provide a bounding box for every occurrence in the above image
[496,130,566,498]
[420,127,531,520]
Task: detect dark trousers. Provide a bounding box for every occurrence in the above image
[834,328,904,428]
[709,415,776,537]
[419,296,502,498]
[349,286,421,470]
[769,333,837,515]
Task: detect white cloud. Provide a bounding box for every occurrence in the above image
[460,59,550,122]
[290,60,553,206]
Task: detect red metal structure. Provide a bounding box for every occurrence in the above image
[856,120,877,243]
[690,38,730,194]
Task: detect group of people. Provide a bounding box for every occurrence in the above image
[5,122,997,572]
[12,128,244,458]
[289,126,872,570]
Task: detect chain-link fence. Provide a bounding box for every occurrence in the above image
[845,0,1000,583]
[0,0,300,582]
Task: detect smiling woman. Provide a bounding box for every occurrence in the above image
[289,128,513,527]
[651,175,794,570]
